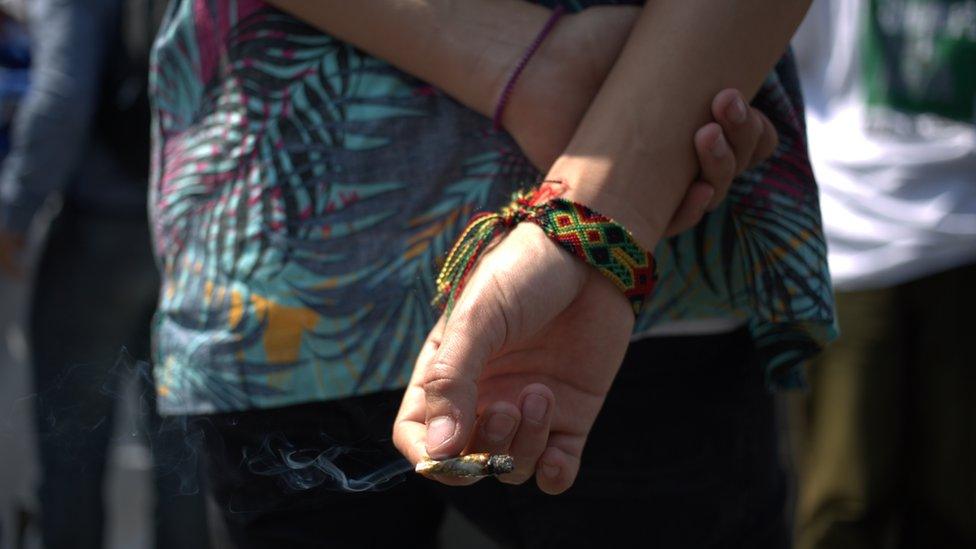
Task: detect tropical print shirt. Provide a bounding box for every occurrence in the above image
[150,0,836,415]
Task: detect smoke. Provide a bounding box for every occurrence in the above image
[21,345,412,506]
[25,347,206,497]
[244,431,413,493]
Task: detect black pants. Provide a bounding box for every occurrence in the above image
[192,327,788,548]
[30,205,210,549]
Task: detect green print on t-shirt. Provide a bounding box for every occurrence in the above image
[863,0,976,122]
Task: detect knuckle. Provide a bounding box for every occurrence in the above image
[421,362,466,394]
[452,300,506,351]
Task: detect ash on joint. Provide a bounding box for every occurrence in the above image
[415,453,514,478]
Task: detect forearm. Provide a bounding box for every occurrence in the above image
[265,0,552,118]
[554,0,811,249]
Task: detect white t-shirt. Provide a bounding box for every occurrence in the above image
[793,0,976,291]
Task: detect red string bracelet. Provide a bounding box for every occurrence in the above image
[492,5,567,131]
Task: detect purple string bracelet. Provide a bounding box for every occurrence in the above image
[492,5,567,131]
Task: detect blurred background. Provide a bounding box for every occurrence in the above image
[0,0,972,547]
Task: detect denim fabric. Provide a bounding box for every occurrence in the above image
[0,0,147,233]
[30,206,208,549]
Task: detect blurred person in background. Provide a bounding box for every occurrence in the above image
[0,0,209,548]
[0,6,28,545]
[792,0,976,547]
[0,7,28,162]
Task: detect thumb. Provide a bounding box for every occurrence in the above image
[421,302,503,459]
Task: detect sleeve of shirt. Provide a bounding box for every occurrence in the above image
[0,0,119,233]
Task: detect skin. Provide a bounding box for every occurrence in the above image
[260,0,799,495]
[0,0,799,501]
[393,0,813,495]
[0,3,776,278]
[264,0,777,236]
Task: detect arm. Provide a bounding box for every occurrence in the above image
[265,0,559,123]
[0,0,117,234]
[394,0,810,495]
[265,0,778,228]
[552,0,811,249]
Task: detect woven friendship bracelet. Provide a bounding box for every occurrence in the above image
[434,189,657,315]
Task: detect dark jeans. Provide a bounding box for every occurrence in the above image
[193,327,788,549]
[30,205,209,549]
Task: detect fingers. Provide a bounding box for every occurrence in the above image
[665,89,784,238]
[535,434,584,495]
[395,316,491,487]
[707,92,756,211]
[712,89,762,173]
[394,316,446,462]
[705,89,781,211]
[665,118,737,236]
[416,400,521,488]
[666,121,730,236]
[750,112,779,168]
[444,383,557,489]
[695,121,736,212]
[420,303,503,460]
[466,400,521,456]
[498,384,555,485]
[712,89,781,166]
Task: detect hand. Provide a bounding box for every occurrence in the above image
[393,32,782,497]
[500,7,777,236]
[670,88,778,236]
[0,229,26,278]
[393,6,782,495]
[394,222,633,494]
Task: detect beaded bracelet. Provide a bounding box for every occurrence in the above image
[434,188,657,315]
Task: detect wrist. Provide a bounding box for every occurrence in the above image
[442,1,552,119]
[492,8,628,136]
[436,187,656,315]
[543,157,666,251]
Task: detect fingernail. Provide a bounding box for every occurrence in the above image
[710,133,730,157]
[483,413,517,442]
[542,463,560,479]
[523,394,549,423]
[728,97,748,124]
[426,416,456,453]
